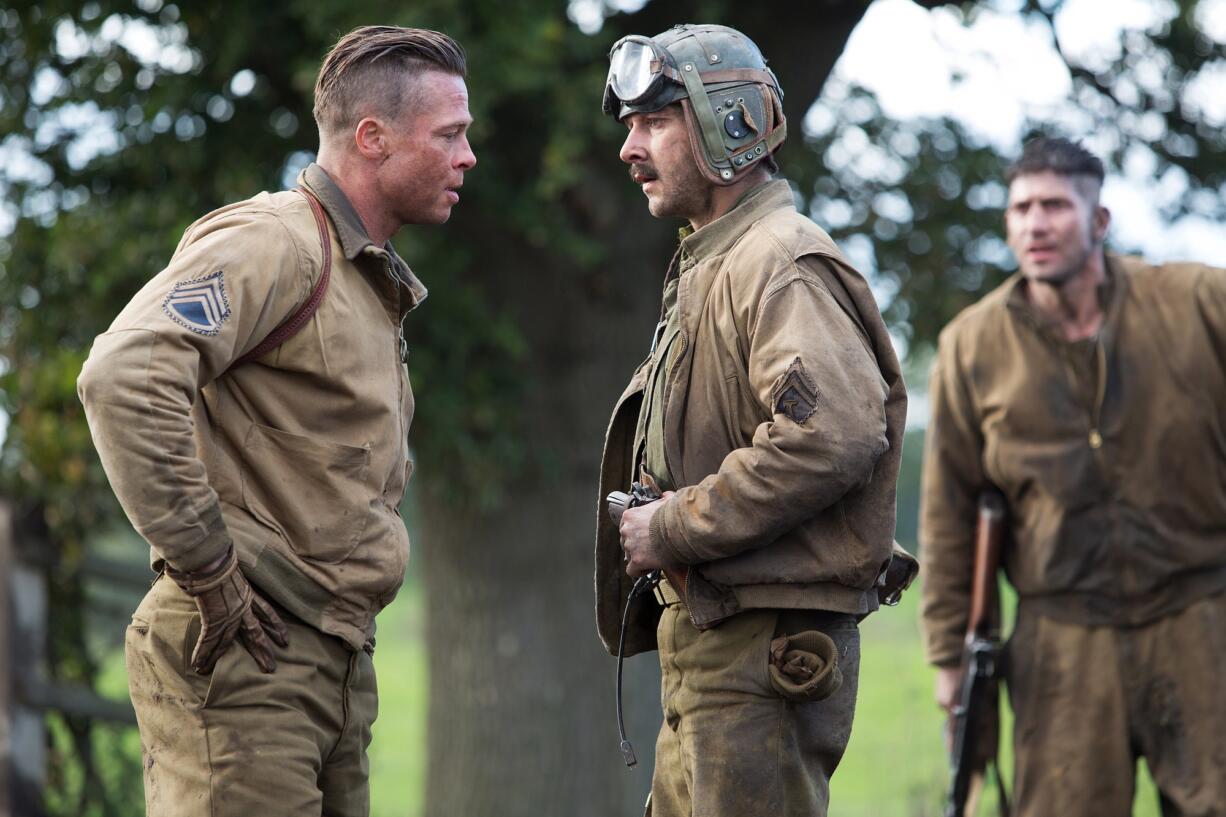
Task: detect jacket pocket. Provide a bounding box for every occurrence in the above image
[241,423,373,564]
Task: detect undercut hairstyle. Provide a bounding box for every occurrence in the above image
[1006,136,1105,205]
[313,26,466,143]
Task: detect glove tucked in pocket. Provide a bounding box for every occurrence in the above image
[768,630,842,702]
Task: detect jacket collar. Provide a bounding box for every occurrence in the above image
[680,179,795,262]
[299,163,428,308]
[1005,251,1128,338]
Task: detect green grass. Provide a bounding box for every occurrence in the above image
[368,580,429,817]
[73,576,1166,816]
[366,582,1164,816]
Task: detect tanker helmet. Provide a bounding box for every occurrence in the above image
[602,24,786,186]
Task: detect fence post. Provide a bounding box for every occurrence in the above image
[2,502,48,817]
[1,501,9,817]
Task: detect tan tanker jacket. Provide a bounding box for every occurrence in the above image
[919,254,1226,666]
[595,181,909,657]
[78,164,421,651]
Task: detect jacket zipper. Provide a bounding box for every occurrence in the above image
[387,259,409,503]
[660,327,700,627]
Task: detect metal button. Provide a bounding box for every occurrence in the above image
[1088,429,1103,449]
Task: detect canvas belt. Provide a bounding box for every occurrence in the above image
[656,573,685,607]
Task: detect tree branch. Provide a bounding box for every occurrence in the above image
[1024,0,1122,107]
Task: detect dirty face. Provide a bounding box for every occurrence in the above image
[619,104,713,223]
[1005,170,1109,286]
[375,70,476,226]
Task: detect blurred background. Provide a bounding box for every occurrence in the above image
[1,0,1223,814]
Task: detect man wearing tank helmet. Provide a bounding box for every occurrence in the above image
[592,23,914,816]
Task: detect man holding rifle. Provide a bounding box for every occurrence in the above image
[920,137,1226,816]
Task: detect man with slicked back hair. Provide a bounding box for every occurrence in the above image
[79,25,475,816]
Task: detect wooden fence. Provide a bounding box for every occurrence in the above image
[1,500,143,817]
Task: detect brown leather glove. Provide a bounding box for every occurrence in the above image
[166,546,289,675]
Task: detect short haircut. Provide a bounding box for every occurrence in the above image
[313,26,466,142]
[1005,136,1105,204]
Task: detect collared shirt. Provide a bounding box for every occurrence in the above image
[79,166,425,650]
[594,178,906,648]
[634,236,690,492]
[633,184,778,492]
[919,254,1226,666]
[300,163,426,305]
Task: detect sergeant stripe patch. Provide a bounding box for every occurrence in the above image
[162,270,231,336]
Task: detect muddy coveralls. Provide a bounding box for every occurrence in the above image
[920,255,1226,816]
[77,164,422,817]
[595,181,910,817]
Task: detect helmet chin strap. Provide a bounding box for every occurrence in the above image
[677,59,736,181]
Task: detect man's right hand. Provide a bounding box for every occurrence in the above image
[935,664,962,714]
[167,547,289,674]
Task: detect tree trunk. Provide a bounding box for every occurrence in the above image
[420,197,667,815]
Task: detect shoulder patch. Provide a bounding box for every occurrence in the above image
[772,357,820,424]
[162,270,231,336]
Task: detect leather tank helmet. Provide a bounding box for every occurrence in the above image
[602,24,787,186]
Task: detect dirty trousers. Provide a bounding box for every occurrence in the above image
[125,575,378,817]
[648,604,860,817]
[1008,591,1226,817]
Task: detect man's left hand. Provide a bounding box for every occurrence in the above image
[619,490,675,577]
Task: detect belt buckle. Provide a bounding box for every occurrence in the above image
[652,574,682,608]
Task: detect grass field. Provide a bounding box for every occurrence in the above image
[367,580,1164,817]
[83,561,1163,816]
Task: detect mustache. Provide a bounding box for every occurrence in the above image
[629,163,658,182]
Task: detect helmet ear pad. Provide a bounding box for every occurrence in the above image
[679,83,786,187]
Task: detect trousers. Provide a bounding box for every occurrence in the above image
[648,603,860,817]
[125,575,378,817]
[1008,591,1226,817]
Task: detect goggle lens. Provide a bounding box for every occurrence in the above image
[607,39,658,103]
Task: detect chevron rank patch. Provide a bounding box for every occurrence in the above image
[162,270,231,336]
[772,357,820,425]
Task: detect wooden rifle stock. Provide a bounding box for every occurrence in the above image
[967,492,1005,640]
[945,491,1009,817]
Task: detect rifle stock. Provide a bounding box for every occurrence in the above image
[945,491,1008,817]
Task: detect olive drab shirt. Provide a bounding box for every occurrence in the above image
[919,255,1226,667]
[78,164,421,651]
[634,241,688,492]
[595,181,909,657]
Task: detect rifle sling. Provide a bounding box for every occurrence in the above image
[232,186,332,367]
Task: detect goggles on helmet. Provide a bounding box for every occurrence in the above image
[602,24,789,186]
[602,35,681,116]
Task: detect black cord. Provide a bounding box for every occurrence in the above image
[615,570,660,768]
